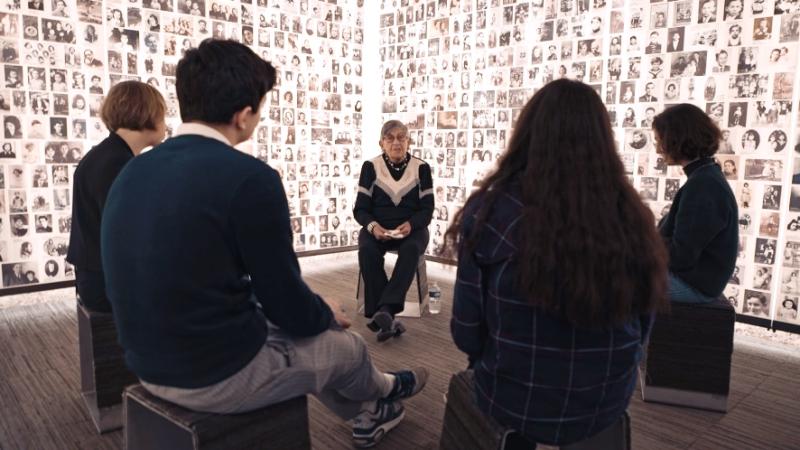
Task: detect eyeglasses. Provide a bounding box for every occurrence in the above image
[382,134,408,143]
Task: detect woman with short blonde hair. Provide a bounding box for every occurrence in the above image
[100,80,166,134]
[68,80,167,312]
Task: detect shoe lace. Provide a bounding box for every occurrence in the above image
[352,403,381,428]
[352,414,371,428]
[392,371,414,398]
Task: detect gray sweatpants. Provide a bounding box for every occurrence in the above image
[141,324,394,420]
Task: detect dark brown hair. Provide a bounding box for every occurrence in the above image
[101,80,166,132]
[176,39,276,124]
[653,103,721,162]
[445,79,668,328]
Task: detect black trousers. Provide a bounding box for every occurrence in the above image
[358,227,429,318]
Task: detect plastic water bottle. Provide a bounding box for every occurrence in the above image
[428,282,442,314]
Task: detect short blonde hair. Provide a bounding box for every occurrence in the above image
[100,80,166,132]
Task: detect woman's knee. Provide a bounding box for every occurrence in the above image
[397,241,423,258]
[358,240,383,259]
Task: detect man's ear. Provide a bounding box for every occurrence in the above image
[232,105,255,130]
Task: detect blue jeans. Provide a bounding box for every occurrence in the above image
[667,274,715,304]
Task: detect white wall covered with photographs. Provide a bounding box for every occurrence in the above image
[0,0,365,290]
[378,0,800,328]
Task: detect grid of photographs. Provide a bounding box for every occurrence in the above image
[0,0,365,290]
[378,0,800,327]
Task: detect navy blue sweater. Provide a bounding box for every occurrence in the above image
[101,134,333,388]
[658,158,738,297]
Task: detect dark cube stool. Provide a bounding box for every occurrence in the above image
[356,251,429,317]
[123,384,311,450]
[440,371,630,450]
[78,302,139,433]
[640,296,735,412]
[440,372,506,450]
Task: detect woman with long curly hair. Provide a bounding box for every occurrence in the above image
[445,79,668,448]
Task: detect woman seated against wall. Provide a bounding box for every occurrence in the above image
[446,79,668,448]
[67,81,167,312]
[353,120,434,342]
[654,104,739,303]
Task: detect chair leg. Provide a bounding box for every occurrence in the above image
[355,270,365,314]
[416,258,429,314]
[623,411,631,450]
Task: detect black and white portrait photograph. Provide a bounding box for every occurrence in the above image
[755,237,777,264]
[743,289,770,316]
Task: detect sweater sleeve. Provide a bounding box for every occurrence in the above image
[96,152,133,212]
[409,162,434,231]
[353,160,377,227]
[450,210,487,367]
[230,167,334,337]
[668,182,730,272]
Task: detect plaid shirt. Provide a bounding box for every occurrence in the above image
[451,187,652,446]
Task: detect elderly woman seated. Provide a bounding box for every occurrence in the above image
[353,120,434,341]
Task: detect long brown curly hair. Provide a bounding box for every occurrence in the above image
[444,79,668,327]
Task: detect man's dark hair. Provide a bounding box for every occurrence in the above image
[653,103,721,161]
[176,39,276,124]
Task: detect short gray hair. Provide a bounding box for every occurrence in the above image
[380,120,408,138]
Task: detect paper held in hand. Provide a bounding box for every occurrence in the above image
[385,229,405,239]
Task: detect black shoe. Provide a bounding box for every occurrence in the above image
[376,319,406,342]
[392,320,406,338]
[373,311,393,342]
[366,319,380,332]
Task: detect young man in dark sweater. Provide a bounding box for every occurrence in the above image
[101,39,427,448]
[653,104,738,302]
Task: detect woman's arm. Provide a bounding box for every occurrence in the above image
[668,182,730,271]
[353,160,378,227]
[451,214,487,367]
[409,162,435,230]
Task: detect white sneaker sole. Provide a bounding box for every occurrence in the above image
[352,410,406,448]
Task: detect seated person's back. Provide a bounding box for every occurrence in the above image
[67,81,167,313]
[102,134,316,386]
[654,103,739,303]
[448,79,668,447]
[101,40,428,449]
